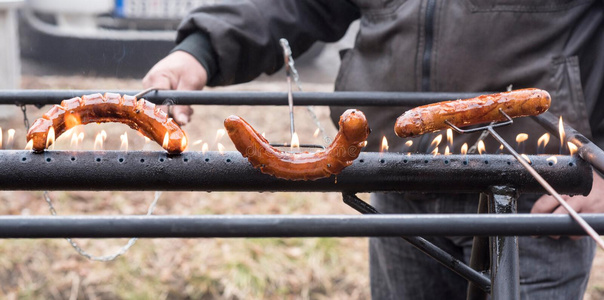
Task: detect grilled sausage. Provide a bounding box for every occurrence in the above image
[394,88,551,138]
[26,93,187,153]
[225,109,370,181]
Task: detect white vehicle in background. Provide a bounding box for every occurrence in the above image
[24,0,217,40]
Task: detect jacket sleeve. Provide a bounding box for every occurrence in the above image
[173,0,360,86]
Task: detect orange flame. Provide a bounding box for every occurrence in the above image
[215,129,226,142]
[537,133,550,149]
[516,133,528,143]
[446,128,453,146]
[261,132,266,139]
[430,134,443,147]
[546,156,558,165]
[0,127,3,149]
[444,146,451,155]
[559,116,565,148]
[201,142,209,154]
[405,140,413,147]
[162,132,170,149]
[7,128,15,149]
[313,128,320,138]
[461,143,468,155]
[120,132,128,151]
[70,131,79,149]
[46,128,55,150]
[361,140,368,147]
[521,154,532,164]
[477,140,486,155]
[567,142,578,156]
[431,147,439,156]
[193,139,203,146]
[291,132,300,151]
[25,140,33,150]
[94,130,106,150]
[380,136,389,152]
[181,136,188,151]
[217,143,225,155]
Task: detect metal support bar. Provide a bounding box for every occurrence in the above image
[1,214,604,238]
[533,111,604,174]
[488,186,520,300]
[467,193,490,300]
[0,151,591,193]
[0,90,482,107]
[342,193,491,293]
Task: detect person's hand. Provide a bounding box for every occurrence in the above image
[531,170,604,239]
[142,51,208,125]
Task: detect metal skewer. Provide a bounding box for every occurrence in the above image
[280,39,297,139]
[446,110,604,250]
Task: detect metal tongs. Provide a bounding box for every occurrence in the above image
[446,110,604,249]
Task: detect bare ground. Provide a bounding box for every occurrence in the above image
[0,75,600,299]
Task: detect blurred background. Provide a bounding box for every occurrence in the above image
[0,0,601,299]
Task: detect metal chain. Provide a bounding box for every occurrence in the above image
[19,104,30,131]
[19,91,163,262]
[44,191,162,261]
[278,38,330,145]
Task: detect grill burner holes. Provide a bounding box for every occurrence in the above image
[70,157,76,162]
[403,159,408,163]
[226,158,231,163]
[463,161,468,165]
[424,159,429,164]
[205,158,210,162]
[183,158,189,163]
[140,158,145,163]
[46,157,52,163]
[380,159,385,164]
[484,160,489,165]
[118,158,124,163]
[359,159,364,163]
[569,162,574,167]
[548,161,554,166]
[444,160,449,165]
[159,157,165,162]
[21,157,27,162]
[95,158,101,162]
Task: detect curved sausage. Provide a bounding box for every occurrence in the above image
[225,109,370,181]
[26,93,187,153]
[394,88,551,138]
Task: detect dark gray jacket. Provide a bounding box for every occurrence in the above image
[175,0,604,152]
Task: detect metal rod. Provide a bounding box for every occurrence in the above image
[487,186,520,300]
[487,127,604,250]
[0,151,591,193]
[467,193,490,300]
[533,112,604,174]
[1,214,604,238]
[343,193,491,293]
[0,90,483,107]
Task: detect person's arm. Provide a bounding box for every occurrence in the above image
[143,0,359,124]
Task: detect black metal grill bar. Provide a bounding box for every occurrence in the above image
[2,90,481,107]
[0,151,591,193]
[533,112,604,174]
[1,214,603,238]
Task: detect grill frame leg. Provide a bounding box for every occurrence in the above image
[467,193,490,300]
[488,186,520,300]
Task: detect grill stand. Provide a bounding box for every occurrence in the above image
[467,194,490,300]
[488,186,520,300]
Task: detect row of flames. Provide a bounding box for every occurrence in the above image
[377,117,578,164]
[5,116,580,159]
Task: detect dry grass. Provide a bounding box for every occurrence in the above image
[0,75,600,299]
